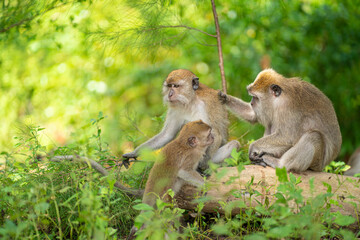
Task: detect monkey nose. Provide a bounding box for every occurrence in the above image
[168,89,174,98]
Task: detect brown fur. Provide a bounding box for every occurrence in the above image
[124,69,239,171]
[143,120,213,207]
[220,69,342,172]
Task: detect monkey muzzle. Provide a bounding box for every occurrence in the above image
[168,89,175,98]
[250,96,258,106]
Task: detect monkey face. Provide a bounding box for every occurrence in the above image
[162,69,199,106]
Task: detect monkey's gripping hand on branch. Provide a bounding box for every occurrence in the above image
[218,91,229,104]
[122,151,137,159]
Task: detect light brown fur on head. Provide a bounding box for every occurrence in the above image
[142,120,213,208]
[247,68,283,94]
[165,69,197,85]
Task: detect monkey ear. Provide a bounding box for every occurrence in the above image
[192,77,199,90]
[270,84,282,97]
[187,136,198,148]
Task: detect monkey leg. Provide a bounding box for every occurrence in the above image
[262,131,324,172]
[198,130,224,171]
[178,169,204,188]
[249,135,292,160]
[211,140,241,163]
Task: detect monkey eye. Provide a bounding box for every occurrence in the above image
[167,83,172,88]
[270,84,282,97]
[173,84,180,88]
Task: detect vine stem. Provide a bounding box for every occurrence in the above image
[211,0,227,93]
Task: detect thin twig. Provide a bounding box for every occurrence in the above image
[50,155,144,197]
[211,0,227,93]
[98,24,217,38]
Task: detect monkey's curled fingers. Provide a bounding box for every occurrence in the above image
[249,151,268,168]
[122,151,138,159]
[218,91,229,104]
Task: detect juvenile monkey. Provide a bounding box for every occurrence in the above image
[123,69,240,170]
[128,120,214,238]
[219,69,342,172]
[143,120,213,207]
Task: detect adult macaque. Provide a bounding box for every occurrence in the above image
[123,69,240,170]
[129,120,214,238]
[219,69,342,172]
[344,147,360,176]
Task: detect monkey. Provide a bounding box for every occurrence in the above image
[344,147,360,176]
[218,69,342,172]
[143,120,213,206]
[123,69,240,170]
[128,120,214,239]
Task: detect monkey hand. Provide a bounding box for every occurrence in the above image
[249,151,268,168]
[218,91,229,104]
[122,151,138,159]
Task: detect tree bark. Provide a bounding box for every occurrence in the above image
[175,165,360,222]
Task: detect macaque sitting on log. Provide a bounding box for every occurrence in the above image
[219,69,342,172]
[129,120,214,238]
[124,69,240,170]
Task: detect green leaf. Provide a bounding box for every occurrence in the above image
[276,167,288,182]
[244,233,267,240]
[267,226,293,238]
[322,182,332,193]
[333,212,356,226]
[133,203,154,211]
[212,221,230,235]
[34,202,50,214]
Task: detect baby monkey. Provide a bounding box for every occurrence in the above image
[128,120,213,239]
[143,119,213,207]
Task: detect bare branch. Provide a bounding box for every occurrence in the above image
[50,155,144,197]
[211,0,227,93]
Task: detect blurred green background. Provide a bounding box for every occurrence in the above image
[1,0,359,161]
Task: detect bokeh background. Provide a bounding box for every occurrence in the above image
[1,0,359,161]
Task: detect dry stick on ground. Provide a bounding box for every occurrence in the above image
[50,155,144,197]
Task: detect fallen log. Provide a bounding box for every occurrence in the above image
[51,155,360,225]
[176,165,360,221]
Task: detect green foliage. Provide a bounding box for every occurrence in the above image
[1,0,360,239]
[0,116,140,239]
[325,160,351,174]
[133,190,185,240]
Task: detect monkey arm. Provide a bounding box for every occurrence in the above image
[123,111,184,158]
[249,134,292,161]
[218,91,257,123]
[178,169,204,188]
